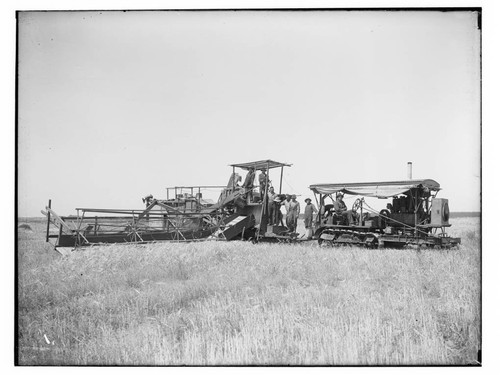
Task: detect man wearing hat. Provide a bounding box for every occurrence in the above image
[272,192,286,226]
[242,167,256,204]
[282,194,292,228]
[258,169,270,201]
[304,198,318,239]
[267,186,277,225]
[333,193,347,212]
[333,193,357,225]
[286,195,300,233]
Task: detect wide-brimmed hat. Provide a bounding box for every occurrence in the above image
[305,198,312,203]
[291,194,297,199]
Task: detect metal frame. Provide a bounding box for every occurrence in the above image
[43,198,228,249]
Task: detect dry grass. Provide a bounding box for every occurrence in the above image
[17,217,480,365]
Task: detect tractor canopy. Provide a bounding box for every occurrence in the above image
[309,179,440,199]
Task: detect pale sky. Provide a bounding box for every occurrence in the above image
[17,10,481,216]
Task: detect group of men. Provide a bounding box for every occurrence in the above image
[267,190,300,231]
[240,167,320,236]
[240,167,270,202]
[239,167,368,237]
[239,167,270,204]
[267,192,319,237]
[269,190,360,235]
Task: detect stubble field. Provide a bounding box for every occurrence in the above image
[17,217,480,365]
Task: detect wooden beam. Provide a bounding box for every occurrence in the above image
[155,201,183,214]
[135,200,159,223]
[45,207,73,232]
[45,200,51,242]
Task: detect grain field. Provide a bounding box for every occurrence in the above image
[16,217,480,365]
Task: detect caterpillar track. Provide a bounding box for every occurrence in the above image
[318,229,379,248]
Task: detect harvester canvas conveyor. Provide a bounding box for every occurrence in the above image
[200,189,243,214]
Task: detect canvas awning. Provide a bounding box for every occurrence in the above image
[230,159,292,171]
[309,179,440,198]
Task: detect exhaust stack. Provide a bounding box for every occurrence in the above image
[407,162,412,180]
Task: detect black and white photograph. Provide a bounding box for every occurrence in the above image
[13,2,488,367]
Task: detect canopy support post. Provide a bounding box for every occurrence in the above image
[257,162,270,241]
[279,166,283,194]
[232,166,235,190]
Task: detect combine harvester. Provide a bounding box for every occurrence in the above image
[42,160,301,250]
